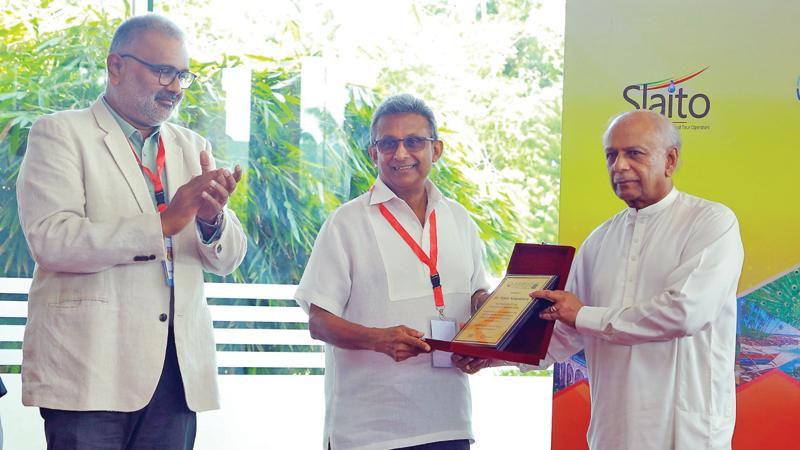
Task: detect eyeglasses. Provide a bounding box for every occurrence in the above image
[119,54,197,89]
[372,136,436,154]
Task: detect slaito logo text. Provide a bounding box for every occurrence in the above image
[623,83,710,119]
[622,68,711,119]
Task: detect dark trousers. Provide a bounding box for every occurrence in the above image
[394,440,471,450]
[41,327,196,450]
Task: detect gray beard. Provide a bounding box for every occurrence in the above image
[139,96,179,126]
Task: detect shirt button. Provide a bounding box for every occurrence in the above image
[215,244,223,254]
[159,313,168,322]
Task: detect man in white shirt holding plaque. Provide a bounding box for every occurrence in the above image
[533,110,744,450]
[294,94,492,450]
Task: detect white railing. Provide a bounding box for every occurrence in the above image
[0,277,552,449]
[205,282,324,372]
[0,278,324,372]
[0,278,31,371]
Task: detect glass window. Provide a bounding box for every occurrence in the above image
[1,1,564,447]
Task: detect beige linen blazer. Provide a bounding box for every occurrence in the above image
[16,98,247,412]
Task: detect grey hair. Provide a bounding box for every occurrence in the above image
[109,14,185,54]
[369,94,438,143]
[602,109,682,151]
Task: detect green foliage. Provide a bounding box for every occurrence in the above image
[430,142,520,270]
[235,65,310,283]
[373,0,564,248]
[503,35,563,89]
[1,0,564,284]
[0,4,119,276]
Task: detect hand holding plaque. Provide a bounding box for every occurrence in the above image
[425,243,575,365]
[453,275,558,349]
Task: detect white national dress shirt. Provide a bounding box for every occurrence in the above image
[544,188,744,450]
[295,178,491,450]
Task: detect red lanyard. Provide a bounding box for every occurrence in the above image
[377,202,444,317]
[127,135,167,212]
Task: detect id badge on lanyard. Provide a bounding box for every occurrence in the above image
[128,135,173,287]
[430,317,457,367]
[375,195,453,367]
[163,236,174,287]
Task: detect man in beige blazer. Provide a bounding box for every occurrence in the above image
[16,14,246,449]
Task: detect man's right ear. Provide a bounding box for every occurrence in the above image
[368,145,378,166]
[106,54,123,85]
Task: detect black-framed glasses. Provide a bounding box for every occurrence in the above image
[372,136,436,154]
[119,54,197,89]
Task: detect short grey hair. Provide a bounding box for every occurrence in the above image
[370,94,438,143]
[603,109,682,151]
[109,14,185,54]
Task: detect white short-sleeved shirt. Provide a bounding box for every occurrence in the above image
[295,178,491,450]
[545,188,744,450]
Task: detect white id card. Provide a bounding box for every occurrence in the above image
[430,318,457,368]
[163,236,174,287]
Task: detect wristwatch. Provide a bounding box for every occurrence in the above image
[197,210,224,228]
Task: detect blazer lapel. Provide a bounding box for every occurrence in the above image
[160,124,186,204]
[91,99,154,213]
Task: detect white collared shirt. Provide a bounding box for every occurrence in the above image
[295,178,490,450]
[546,188,744,450]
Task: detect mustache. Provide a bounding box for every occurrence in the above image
[155,92,181,102]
